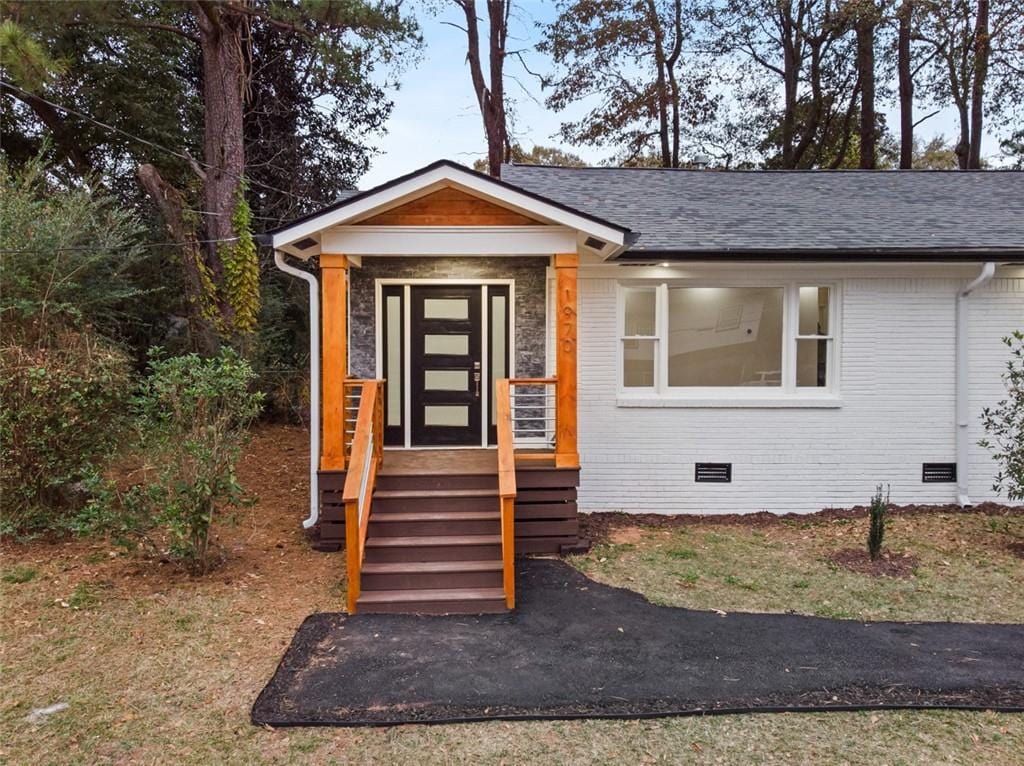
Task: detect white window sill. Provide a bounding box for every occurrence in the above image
[616,394,843,409]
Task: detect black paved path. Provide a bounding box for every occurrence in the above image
[253,559,1024,726]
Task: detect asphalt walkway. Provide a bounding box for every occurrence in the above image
[253,559,1024,726]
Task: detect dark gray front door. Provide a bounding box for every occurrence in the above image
[409,286,483,446]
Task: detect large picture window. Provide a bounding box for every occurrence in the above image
[619,282,837,397]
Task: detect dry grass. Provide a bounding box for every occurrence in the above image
[572,512,1024,623]
[2,425,1022,765]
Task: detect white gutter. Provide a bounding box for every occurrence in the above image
[955,261,996,506]
[273,250,321,529]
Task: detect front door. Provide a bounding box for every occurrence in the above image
[409,286,483,446]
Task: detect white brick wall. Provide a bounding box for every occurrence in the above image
[563,265,1024,514]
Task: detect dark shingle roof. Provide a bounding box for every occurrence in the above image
[502,164,1024,258]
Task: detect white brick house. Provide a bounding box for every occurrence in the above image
[563,265,1022,514]
[264,160,1023,586]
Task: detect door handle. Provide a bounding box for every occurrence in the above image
[473,371,481,398]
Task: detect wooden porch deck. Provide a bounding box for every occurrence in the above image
[379,448,555,475]
[379,449,497,475]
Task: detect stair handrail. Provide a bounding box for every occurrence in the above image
[495,378,517,609]
[342,379,384,613]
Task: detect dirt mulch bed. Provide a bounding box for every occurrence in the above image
[826,548,920,578]
[252,558,1024,727]
[1008,542,1024,559]
[581,503,1023,545]
[0,424,327,598]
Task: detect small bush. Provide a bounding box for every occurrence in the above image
[0,332,133,534]
[980,331,1024,501]
[104,349,263,573]
[867,484,889,560]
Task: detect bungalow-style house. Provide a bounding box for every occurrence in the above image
[264,160,1024,615]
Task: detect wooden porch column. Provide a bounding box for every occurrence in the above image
[320,253,348,470]
[554,253,579,469]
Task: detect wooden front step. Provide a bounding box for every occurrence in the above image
[374,472,498,493]
[345,457,581,614]
[361,560,502,591]
[372,488,499,514]
[357,587,507,615]
[363,534,502,563]
[369,510,500,537]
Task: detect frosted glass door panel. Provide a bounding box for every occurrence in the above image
[424,405,470,427]
[424,298,469,320]
[425,370,469,391]
[424,334,469,355]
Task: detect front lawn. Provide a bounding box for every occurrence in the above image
[1,424,1022,765]
[573,509,1024,623]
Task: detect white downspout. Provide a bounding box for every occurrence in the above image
[955,261,996,507]
[273,250,321,529]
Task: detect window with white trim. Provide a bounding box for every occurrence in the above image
[619,283,837,395]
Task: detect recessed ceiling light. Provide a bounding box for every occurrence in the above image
[660,262,670,268]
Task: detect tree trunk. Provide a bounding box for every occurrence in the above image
[137,163,219,354]
[897,0,914,169]
[968,0,989,169]
[955,100,970,169]
[459,0,509,178]
[666,0,683,167]
[856,9,877,169]
[135,2,250,349]
[646,0,672,166]
[486,0,510,176]
[196,3,247,302]
[780,9,799,168]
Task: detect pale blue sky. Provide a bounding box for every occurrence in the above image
[360,1,994,188]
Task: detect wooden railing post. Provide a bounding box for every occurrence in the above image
[554,253,579,469]
[320,253,349,470]
[501,496,515,608]
[344,497,360,612]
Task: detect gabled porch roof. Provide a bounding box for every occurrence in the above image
[263,159,634,260]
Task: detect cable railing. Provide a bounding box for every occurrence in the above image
[341,378,366,460]
[495,376,562,609]
[506,377,560,461]
[341,379,384,613]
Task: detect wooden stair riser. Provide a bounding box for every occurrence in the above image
[369,517,500,537]
[374,474,498,492]
[371,495,497,514]
[361,569,503,591]
[358,598,507,615]
[364,542,502,563]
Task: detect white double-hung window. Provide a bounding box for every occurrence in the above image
[619,282,838,402]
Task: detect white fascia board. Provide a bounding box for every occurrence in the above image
[270,165,627,250]
[322,225,578,256]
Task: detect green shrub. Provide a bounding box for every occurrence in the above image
[0,155,148,344]
[867,484,889,560]
[0,332,133,534]
[980,331,1024,501]
[106,349,263,573]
